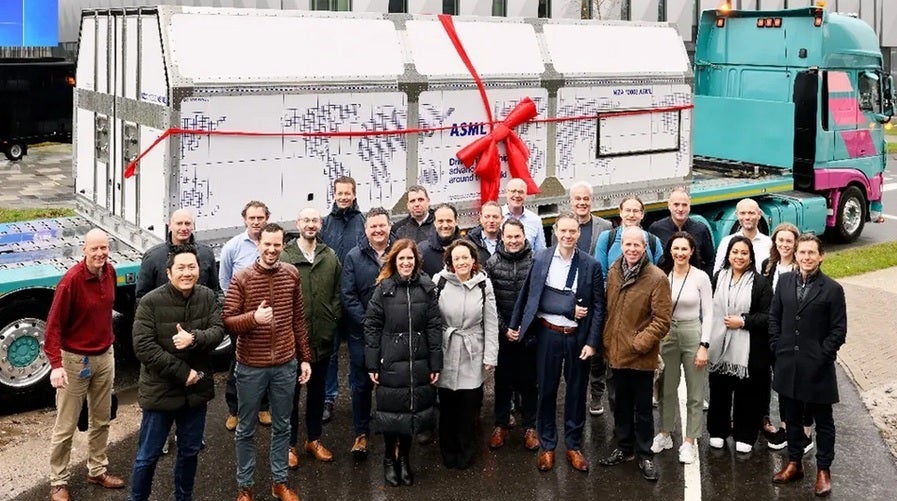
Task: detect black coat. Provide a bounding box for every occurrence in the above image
[712,270,773,373]
[419,228,460,278]
[769,271,847,404]
[341,237,393,332]
[391,211,435,243]
[465,225,497,266]
[135,233,219,302]
[321,201,365,263]
[484,241,532,337]
[364,273,444,435]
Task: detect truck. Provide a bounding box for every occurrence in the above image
[0,3,890,404]
[0,58,76,161]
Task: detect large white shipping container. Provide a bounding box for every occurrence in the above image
[74,6,692,244]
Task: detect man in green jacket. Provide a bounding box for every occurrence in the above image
[129,245,225,501]
[280,207,342,468]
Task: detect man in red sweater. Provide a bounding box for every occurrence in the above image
[223,223,312,501]
[45,228,125,501]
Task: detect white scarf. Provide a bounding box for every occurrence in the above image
[708,268,753,379]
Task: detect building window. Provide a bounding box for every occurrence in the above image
[538,0,551,18]
[443,0,458,15]
[493,0,507,16]
[312,0,352,11]
[388,0,406,13]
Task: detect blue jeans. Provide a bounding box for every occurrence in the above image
[129,403,207,501]
[235,359,297,487]
[348,334,372,436]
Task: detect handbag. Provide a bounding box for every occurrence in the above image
[538,252,579,321]
[77,391,118,432]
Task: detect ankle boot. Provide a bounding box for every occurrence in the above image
[383,458,400,487]
[398,454,414,486]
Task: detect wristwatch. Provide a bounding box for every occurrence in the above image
[699,342,710,349]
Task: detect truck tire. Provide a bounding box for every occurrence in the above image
[828,185,866,243]
[0,299,53,404]
[4,143,25,161]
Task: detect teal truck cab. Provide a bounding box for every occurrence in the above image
[690,3,893,243]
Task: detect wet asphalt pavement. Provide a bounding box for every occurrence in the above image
[12,346,897,501]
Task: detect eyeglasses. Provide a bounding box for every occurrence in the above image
[621,208,643,214]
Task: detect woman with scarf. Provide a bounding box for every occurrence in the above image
[707,235,773,453]
[364,239,443,487]
[434,239,499,470]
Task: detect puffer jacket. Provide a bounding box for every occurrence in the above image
[434,270,499,390]
[342,237,394,332]
[321,201,365,262]
[133,283,225,411]
[135,232,219,302]
[603,254,672,371]
[364,273,443,435]
[484,241,533,336]
[419,228,461,278]
[280,238,342,363]
[222,261,312,367]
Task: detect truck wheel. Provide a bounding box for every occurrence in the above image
[828,186,866,243]
[0,300,53,404]
[4,143,25,161]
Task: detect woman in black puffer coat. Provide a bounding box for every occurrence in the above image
[365,238,443,488]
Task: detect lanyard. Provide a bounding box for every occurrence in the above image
[668,266,690,313]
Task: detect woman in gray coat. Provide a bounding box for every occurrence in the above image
[434,240,499,469]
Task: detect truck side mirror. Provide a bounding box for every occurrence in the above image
[883,75,895,119]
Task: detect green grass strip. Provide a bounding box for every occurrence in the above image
[823,241,897,279]
[0,207,75,224]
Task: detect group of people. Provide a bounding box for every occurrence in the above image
[41,177,847,501]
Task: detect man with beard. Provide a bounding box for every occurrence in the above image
[503,177,546,253]
[485,218,539,452]
[466,201,503,265]
[223,223,312,501]
[320,176,366,423]
[220,201,272,431]
[129,246,225,501]
[280,208,341,467]
[341,207,395,460]
[392,185,435,242]
[419,203,461,277]
[712,198,772,274]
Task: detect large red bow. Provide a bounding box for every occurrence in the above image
[456,98,540,204]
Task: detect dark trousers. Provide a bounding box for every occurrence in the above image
[225,335,267,415]
[707,370,768,445]
[289,357,329,446]
[348,334,373,436]
[384,433,412,460]
[535,326,589,451]
[438,386,483,469]
[494,339,537,429]
[611,368,654,459]
[129,403,207,501]
[781,395,835,469]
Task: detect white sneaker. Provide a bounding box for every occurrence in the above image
[650,433,673,453]
[735,441,753,453]
[802,434,815,456]
[703,399,709,411]
[678,442,697,464]
[709,437,724,449]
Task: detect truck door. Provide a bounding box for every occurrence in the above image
[826,70,880,167]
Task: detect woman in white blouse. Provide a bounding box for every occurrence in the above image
[650,231,714,464]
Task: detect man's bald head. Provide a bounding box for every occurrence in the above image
[83,229,110,274]
[505,178,529,214]
[169,209,195,245]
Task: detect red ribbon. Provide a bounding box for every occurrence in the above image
[437,14,539,204]
[456,97,539,204]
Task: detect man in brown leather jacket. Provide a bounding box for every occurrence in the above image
[223,223,312,501]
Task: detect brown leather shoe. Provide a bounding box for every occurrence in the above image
[86,472,125,489]
[489,427,508,450]
[49,485,70,501]
[236,487,253,501]
[225,414,238,431]
[566,449,590,472]
[772,461,805,484]
[351,433,368,460]
[537,450,555,471]
[271,483,299,501]
[524,428,540,451]
[288,446,300,470]
[815,469,832,497]
[258,411,272,426]
[305,440,334,462]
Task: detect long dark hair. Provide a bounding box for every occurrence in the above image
[376,239,421,284]
[721,235,756,272]
[660,231,701,274]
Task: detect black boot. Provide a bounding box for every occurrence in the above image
[384,458,400,487]
[398,454,414,486]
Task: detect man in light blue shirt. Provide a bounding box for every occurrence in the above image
[502,177,546,253]
[219,201,270,294]
[593,197,663,281]
[219,200,271,431]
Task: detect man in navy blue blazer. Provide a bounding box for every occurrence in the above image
[509,212,605,473]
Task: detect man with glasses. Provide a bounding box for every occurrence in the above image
[503,178,546,253]
[593,197,663,280]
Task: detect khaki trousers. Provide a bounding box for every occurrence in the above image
[49,347,114,485]
[658,319,705,440]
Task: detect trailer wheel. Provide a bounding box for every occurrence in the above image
[828,186,866,243]
[4,143,25,161]
[0,299,53,404]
